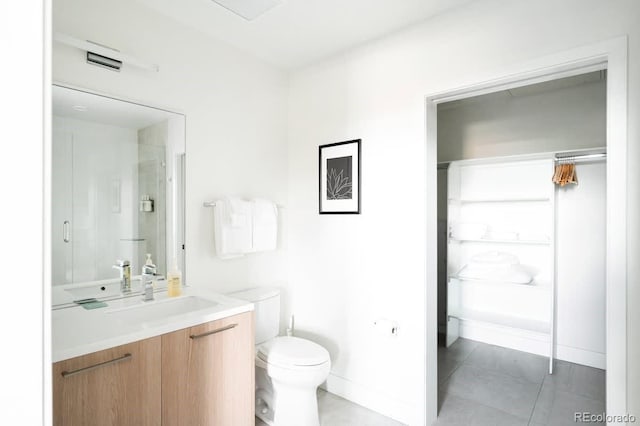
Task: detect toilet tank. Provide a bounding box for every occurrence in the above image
[228,287,280,345]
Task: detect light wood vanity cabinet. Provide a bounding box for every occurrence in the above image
[162,311,255,426]
[53,337,162,426]
[53,311,254,426]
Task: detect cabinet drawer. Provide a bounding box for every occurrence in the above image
[53,337,161,426]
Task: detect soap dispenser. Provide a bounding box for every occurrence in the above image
[141,253,156,277]
[167,257,182,297]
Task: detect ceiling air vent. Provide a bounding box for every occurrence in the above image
[87,51,122,72]
[211,0,282,21]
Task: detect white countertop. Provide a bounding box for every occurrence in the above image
[52,287,253,363]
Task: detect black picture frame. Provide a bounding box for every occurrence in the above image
[318,139,361,214]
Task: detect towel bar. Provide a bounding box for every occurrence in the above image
[203,201,284,208]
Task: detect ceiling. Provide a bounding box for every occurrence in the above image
[136,0,475,70]
[439,70,606,110]
[53,85,181,129]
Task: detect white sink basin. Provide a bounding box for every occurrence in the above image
[106,296,218,323]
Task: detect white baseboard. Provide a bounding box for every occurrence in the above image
[555,344,605,369]
[322,373,412,425]
[458,319,605,370]
[459,318,550,356]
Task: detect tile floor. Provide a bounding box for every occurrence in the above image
[255,338,605,426]
[437,338,606,426]
[255,389,405,426]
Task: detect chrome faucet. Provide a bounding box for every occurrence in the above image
[113,260,131,294]
[141,256,156,302]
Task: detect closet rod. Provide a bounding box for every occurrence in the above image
[555,152,606,163]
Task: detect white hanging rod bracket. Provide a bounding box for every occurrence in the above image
[53,32,160,73]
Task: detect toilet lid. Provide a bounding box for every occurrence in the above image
[258,336,330,367]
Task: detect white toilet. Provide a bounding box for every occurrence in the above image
[229,287,331,426]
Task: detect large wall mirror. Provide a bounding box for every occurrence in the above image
[52,85,185,307]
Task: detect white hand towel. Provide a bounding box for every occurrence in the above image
[213,197,253,258]
[251,198,278,252]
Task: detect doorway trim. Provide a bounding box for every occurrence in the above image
[423,37,628,425]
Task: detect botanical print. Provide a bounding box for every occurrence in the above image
[326,156,352,199]
[319,139,360,214]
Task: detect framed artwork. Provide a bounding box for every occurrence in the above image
[319,139,361,214]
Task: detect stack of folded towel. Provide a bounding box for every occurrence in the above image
[456,251,533,284]
[213,197,278,258]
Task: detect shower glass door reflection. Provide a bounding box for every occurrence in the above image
[52,116,167,286]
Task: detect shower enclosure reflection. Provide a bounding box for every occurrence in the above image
[52,85,185,304]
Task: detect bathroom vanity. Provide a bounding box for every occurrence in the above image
[52,289,255,426]
[50,85,257,425]
[49,85,253,424]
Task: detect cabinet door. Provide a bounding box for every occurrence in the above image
[162,311,255,426]
[53,337,161,426]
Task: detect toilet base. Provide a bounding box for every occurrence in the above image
[271,379,320,426]
[254,378,321,426]
[255,358,330,426]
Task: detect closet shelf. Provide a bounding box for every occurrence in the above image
[448,308,550,334]
[448,276,549,288]
[448,197,551,204]
[449,238,550,245]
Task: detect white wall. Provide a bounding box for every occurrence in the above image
[437,77,606,162]
[53,0,290,310]
[287,0,640,423]
[556,162,606,368]
[3,3,44,424]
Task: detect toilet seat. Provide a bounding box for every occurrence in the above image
[258,336,330,368]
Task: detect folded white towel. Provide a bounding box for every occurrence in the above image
[213,197,253,258]
[251,198,278,252]
[469,251,519,266]
[457,251,533,284]
[457,263,533,284]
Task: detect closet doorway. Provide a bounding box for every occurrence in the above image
[421,40,631,426]
[434,72,608,424]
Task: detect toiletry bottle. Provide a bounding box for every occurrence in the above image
[142,254,157,280]
[167,257,182,297]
